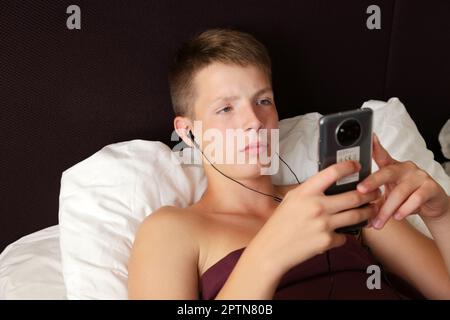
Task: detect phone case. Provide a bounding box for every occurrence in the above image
[318,108,373,234]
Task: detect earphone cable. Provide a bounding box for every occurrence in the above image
[190,136,292,202]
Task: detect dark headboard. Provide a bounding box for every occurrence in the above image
[1,0,449,251]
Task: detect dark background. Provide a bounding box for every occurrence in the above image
[1,0,449,251]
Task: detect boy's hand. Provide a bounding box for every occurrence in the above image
[356,133,450,229]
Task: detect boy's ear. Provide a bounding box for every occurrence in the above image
[173,116,194,147]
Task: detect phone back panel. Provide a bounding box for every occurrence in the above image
[318,108,373,195]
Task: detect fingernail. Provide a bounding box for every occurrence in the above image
[373,132,379,142]
[373,218,383,229]
[394,212,402,220]
[357,183,367,192]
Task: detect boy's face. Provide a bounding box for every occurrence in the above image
[190,62,279,178]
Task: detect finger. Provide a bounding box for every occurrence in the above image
[357,164,402,194]
[328,233,348,250]
[394,183,434,220]
[372,132,397,168]
[329,203,378,231]
[371,182,421,229]
[323,188,381,214]
[317,233,348,254]
[301,160,361,195]
[366,198,383,228]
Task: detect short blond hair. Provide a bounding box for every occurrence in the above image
[168,28,272,118]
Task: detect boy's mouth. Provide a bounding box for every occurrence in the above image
[241,142,268,153]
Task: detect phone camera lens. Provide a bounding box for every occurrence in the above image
[336,119,361,146]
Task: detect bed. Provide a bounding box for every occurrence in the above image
[1,0,450,299]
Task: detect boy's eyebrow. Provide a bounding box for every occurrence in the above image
[209,87,273,107]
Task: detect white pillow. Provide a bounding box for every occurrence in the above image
[0,225,66,300]
[59,142,207,299]
[58,97,450,299]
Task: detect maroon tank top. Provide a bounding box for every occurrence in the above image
[199,235,424,299]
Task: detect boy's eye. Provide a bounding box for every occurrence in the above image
[257,98,273,106]
[217,105,232,114]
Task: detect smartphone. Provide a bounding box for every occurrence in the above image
[318,107,373,235]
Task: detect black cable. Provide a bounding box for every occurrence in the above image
[189,132,300,202]
[276,151,301,185]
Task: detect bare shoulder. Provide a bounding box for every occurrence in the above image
[133,205,201,253]
[128,205,201,299]
[132,204,203,260]
[138,205,201,236]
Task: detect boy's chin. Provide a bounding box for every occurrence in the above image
[231,162,274,178]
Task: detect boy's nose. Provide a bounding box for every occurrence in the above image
[242,105,264,132]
